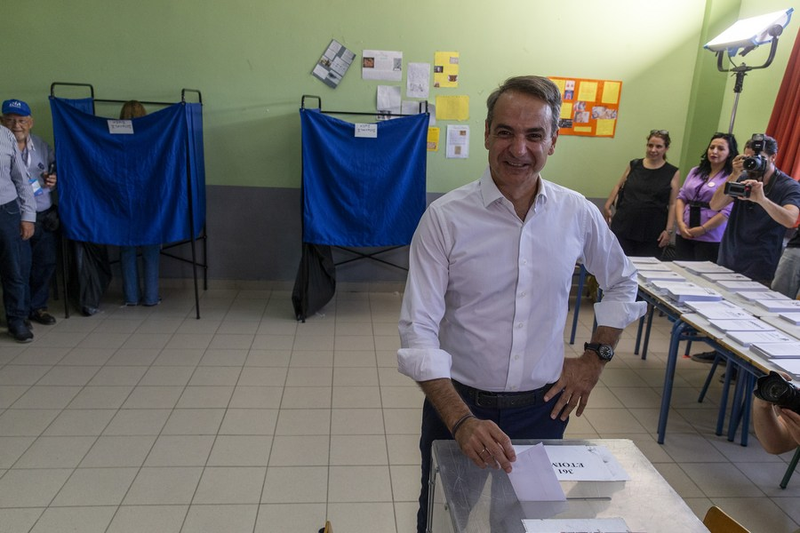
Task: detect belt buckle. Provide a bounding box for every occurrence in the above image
[475,391,496,409]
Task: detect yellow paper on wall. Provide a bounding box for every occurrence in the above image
[577,81,598,102]
[560,102,573,120]
[433,51,459,88]
[573,126,593,133]
[601,81,621,105]
[595,119,615,136]
[435,95,469,121]
[551,78,566,94]
[427,127,440,151]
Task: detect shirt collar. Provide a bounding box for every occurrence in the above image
[479,166,550,211]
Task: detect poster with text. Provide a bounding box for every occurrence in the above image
[549,77,622,137]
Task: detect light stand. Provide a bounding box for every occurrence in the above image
[704,8,794,133]
[716,25,782,133]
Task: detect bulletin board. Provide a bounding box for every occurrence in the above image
[549,77,622,138]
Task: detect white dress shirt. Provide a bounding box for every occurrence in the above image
[398,167,646,392]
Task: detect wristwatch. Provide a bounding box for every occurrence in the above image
[584,342,614,362]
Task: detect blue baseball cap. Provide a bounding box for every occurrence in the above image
[2,99,31,116]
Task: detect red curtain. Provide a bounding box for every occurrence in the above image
[767,28,800,179]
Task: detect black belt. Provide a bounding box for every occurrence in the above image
[452,380,552,409]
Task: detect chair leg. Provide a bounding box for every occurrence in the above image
[698,356,721,403]
[780,448,800,489]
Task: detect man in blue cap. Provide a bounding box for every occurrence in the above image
[2,99,58,327]
[0,102,36,342]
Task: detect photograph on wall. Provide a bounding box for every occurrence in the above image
[433,51,459,88]
[312,39,356,89]
[362,50,403,81]
[549,77,622,137]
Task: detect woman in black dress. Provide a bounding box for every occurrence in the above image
[603,130,680,257]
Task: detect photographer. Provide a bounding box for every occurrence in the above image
[753,374,800,454]
[710,134,800,284]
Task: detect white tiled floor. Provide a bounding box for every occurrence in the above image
[0,286,798,532]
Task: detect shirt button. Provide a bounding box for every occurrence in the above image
[520,291,527,297]
[514,354,520,360]
[522,260,528,265]
[517,323,523,329]
[510,386,517,391]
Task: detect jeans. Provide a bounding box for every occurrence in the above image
[772,247,800,299]
[0,200,31,324]
[28,220,57,311]
[120,245,160,305]
[416,388,567,533]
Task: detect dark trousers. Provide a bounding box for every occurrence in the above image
[28,217,57,311]
[417,389,568,533]
[0,200,31,325]
[674,235,720,263]
[614,236,663,258]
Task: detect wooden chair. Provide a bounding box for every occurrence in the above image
[703,505,750,533]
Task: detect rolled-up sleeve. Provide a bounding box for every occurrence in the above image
[397,207,454,382]
[582,202,646,328]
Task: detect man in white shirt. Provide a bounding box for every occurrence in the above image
[397,75,646,532]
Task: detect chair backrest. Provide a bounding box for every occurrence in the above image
[703,506,749,533]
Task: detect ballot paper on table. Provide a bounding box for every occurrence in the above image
[523,517,632,533]
[507,443,566,502]
[779,312,800,326]
[717,280,772,292]
[755,299,800,313]
[773,358,800,377]
[685,300,751,320]
[700,272,751,282]
[638,270,685,282]
[666,284,723,302]
[738,290,791,302]
[727,330,793,347]
[674,260,733,275]
[629,256,662,264]
[707,318,775,333]
[635,262,671,272]
[749,341,800,359]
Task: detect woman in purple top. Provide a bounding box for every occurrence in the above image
[674,132,738,261]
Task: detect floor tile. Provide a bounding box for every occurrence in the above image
[181,504,258,532]
[192,467,266,504]
[29,506,116,533]
[261,466,328,503]
[50,467,138,506]
[122,466,203,505]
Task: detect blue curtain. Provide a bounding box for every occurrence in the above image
[49,97,205,246]
[300,109,427,246]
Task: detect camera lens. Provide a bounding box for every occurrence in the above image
[762,379,790,402]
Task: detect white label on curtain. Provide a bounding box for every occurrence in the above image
[108,120,134,134]
[354,124,377,138]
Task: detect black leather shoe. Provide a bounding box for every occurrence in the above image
[29,309,56,325]
[7,321,33,343]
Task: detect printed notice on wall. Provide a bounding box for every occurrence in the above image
[407,62,431,98]
[446,125,469,159]
[427,127,440,151]
[433,51,459,88]
[312,39,355,89]
[549,76,622,137]
[362,50,403,81]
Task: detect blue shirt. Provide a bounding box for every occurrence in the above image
[0,126,36,222]
[718,169,800,280]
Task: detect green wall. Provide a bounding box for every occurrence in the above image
[2,0,796,198]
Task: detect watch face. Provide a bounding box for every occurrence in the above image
[598,345,614,360]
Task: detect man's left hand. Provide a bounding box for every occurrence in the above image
[44,172,57,189]
[740,179,765,204]
[20,221,34,240]
[544,353,604,421]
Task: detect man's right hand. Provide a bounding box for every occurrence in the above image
[454,417,516,473]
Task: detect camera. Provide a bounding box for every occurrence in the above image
[754,371,800,414]
[743,133,768,174]
[724,181,751,198]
